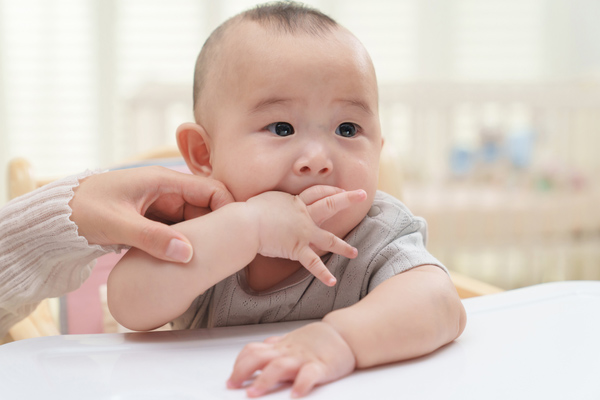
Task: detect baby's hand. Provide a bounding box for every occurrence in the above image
[227,322,356,398]
[246,186,366,286]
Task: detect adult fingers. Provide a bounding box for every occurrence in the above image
[308,189,367,226]
[297,247,336,287]
[151,167,234,211]
[182,204,213,221]
[246,357,302,398]
[298,185,345,205]
[119,212,194,263]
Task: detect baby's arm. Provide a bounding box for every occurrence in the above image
[108,186,366,331]
[228,265,466,397]
[324,265,466,365]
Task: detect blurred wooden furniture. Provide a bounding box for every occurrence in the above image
[3,300,59,343]
[2,149,502,344]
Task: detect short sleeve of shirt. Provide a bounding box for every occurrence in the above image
[335,191,447,299]
[366,215,445,293]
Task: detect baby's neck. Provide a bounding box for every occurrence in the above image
[245,255,303,292]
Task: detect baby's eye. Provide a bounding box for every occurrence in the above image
[335,122,358,138]
[266,122,295,137]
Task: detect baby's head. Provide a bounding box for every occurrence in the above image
[177,1,382,238]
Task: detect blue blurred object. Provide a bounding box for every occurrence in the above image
[480,140,501,164]
[479,126,504,164]
[507,129,534,169]
[450,146,474,177]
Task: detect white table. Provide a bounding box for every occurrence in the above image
[1,281,599,399]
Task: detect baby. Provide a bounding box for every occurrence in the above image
[108,2,466,398]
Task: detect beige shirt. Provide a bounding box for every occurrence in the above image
[173,191,445,330]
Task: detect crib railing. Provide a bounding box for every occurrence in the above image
[376,82,600,289]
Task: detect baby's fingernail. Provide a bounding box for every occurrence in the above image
[328,277,337,286]
[166,239,193,263]
[226,379,236,389]
[247,387,263,397]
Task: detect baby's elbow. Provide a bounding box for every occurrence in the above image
[107,292,158,332]
[107,272,155,332]
[438,286,467,343]
[106,281,132,330]
[455,300,467,339]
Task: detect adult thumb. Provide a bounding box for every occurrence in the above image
[127,216,194,263]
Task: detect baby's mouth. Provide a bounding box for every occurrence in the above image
[274,184,321,197]
[273,185,317,196]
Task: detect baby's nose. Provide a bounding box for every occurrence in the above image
[293,144,333,177]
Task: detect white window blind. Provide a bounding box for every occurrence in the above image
[454,0,544,81]
[0,0,587,204]
[112,0,206,160]
[333,0,418,83]
[1,0,97,194]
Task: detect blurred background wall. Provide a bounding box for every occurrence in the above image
[1,0,599,288]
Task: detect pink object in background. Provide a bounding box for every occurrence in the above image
[66,252,126,334]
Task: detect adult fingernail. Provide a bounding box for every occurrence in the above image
[166,239,193,263]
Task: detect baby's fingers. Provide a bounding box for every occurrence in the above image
[246,357,302,398]
[297,247,337,287]
[313,229,358,260]
[298,185,345,205]
[291,362,325,398]
[227,343,277,389]
[308,189,367,226]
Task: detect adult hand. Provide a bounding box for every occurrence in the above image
[69,166,234,263]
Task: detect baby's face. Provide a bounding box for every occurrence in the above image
[202,22,382,238]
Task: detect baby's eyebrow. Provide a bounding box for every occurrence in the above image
[249,97,292,114]
[335,99,373,115]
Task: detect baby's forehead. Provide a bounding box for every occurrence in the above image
[195,18,377,124]
[219,20,368,66]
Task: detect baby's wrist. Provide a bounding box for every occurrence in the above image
[317,319,357,369]
[238,200,263,253]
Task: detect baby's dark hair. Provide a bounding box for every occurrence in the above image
[192,1,338,114]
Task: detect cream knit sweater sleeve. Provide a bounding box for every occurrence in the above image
[0,170,124,337]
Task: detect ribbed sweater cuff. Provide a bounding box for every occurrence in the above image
[0,170,125,336]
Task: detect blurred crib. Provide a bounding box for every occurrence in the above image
[377,83,600,289]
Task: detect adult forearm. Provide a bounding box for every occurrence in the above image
[107,202,259,331]
[0,171,117,337]
[323,266,466,368]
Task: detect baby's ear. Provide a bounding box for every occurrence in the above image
[176,122,213,177]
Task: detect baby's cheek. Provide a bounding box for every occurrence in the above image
[213,174,253,202]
